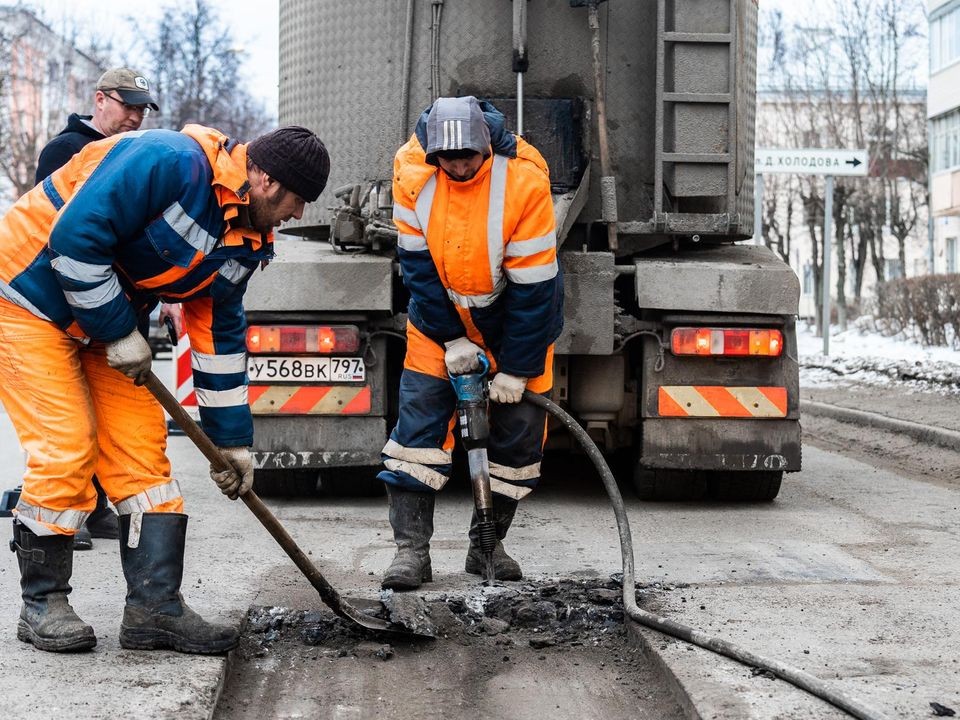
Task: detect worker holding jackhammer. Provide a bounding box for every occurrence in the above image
[28,67,180,551]
[0,124,329,654]
[379,95,563,590]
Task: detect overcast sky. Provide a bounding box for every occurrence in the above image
[24,0,280,112]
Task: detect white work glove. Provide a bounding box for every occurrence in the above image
[210,447,254,500]
[489,373,528,404]
[443,337,484,375]
[105,329,153,386]
[157,303,184,339]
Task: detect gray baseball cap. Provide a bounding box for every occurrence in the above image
[97,67,159,111]
[424,96,491,163]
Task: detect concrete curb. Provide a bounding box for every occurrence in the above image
[625,619,704,720]
[801,400,960,451]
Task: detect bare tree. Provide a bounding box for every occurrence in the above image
[134,0,273,141]
[757,0,927,329]
[0,7,107,200]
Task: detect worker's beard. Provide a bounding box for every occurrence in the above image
[246,193,274,235]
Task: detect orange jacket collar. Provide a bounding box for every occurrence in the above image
[180,124,272,250]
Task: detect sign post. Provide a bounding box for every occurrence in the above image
[754,148,868,355]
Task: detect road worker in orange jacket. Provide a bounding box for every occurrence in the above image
[0,124,329,653]
[379,96,563,590]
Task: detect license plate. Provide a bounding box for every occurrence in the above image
[247,356,365,383]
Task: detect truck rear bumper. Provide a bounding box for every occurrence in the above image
[251,416,387,469]
[641,418,801,472]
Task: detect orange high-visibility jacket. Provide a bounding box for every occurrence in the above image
[392,115,563,378]
[0,124,271,446]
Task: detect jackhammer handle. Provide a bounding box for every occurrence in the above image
[143,372,348,611]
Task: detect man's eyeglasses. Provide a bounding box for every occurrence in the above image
[102,92,151,117]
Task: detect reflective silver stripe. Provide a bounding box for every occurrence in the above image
[195,385,248,408]
[393,203,421,230]
[115,478,183,515]
[383,439,451,466]
[218,259,252,285]
[50,256,113,283]
[504,259,559,284]
[383,459,449,491]
[162,202,218,255]
[192,351,246,374]
[63,274,122,309]
[490,460,541,482]
[415,174,437,238]
[0,280,52,321]
[445,284,504,309]
[14,501,87,534]
[398,233,428,252]
[486,154,509,291]
[490,478,533,500]
[505,230,557,258]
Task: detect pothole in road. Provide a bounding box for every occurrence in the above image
[214,578,684,719]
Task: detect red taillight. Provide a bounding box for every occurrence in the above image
[670,327,783,357]
[246,325,361,354]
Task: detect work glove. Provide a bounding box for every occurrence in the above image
[489,373,527,404]
[443,337,484,375]
[105,329,153,386]
[210,447,254,500]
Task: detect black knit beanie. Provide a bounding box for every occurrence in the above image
[247,126,330,202]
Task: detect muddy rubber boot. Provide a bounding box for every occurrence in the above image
[381,487,435,591]
[465,496,522,581]
[118,513,238,654]
[85,479,119,540]
[12,521,97,652]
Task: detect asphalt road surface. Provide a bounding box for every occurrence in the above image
[1,360,959,719]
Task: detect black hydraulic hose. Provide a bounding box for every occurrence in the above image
[520,390,891,720]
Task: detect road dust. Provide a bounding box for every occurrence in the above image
[214,577,683,719]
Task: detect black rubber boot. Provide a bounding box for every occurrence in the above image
[85,478,119,540]
[465,495,522,581]
[118,513,238,654]
[381,487,435,591]
[12,521,97,652]
[72,525,93,551]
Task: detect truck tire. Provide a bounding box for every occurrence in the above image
[251,470,319,497]
[707,471,782,502]
[632,468,709,502]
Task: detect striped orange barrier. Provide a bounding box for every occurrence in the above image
[658,386,787,418]
[248,385,372,415]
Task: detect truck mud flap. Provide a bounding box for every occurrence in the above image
[640,417,801,472]
[251,416,387,469]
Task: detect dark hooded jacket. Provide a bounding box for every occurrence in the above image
[35,114,104,184]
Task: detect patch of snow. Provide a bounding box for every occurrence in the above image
[798,320,960,367]
[797,321,960,393]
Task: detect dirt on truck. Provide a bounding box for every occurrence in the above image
[242,0,799,502]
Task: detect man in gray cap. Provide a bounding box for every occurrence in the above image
[379,96,563,590]
[36,68,160,182]
[24,68,163,551]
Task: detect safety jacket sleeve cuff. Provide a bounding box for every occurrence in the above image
[496,358,545,379]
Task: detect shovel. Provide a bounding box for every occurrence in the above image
[144,372,433,639]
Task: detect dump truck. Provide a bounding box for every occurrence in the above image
[243,0,800,500]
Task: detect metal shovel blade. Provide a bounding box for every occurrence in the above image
[144,372,434,640]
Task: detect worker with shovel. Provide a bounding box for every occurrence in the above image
[0,124,329,653]
[380,96,563,590]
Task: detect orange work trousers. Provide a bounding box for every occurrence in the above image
[0,298,183,536]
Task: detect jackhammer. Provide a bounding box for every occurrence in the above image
[449,354,497,585]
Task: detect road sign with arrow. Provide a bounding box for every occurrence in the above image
[755,148,869,177]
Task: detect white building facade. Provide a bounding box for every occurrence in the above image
[929,0,960,274]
